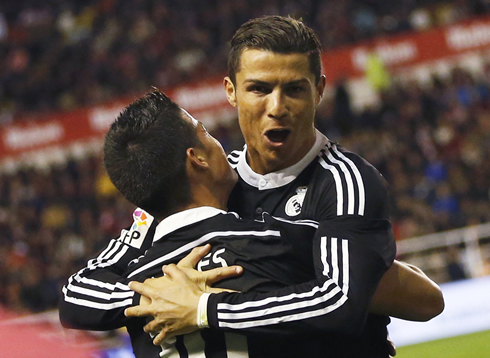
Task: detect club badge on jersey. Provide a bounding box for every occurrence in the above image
[118,209,154,249]
[285,186,308,216]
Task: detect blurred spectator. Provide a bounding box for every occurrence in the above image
[446,245,468,281]
[1,0,489,119]
[1,0,490,315]
[365,45,391,93]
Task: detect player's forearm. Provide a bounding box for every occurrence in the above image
[60,270,137,330]
[368,260,444,321]
[60,209,157,330]
[205,218,395,336]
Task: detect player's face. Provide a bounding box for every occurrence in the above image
[181,109,238,189]
[225,49,325,174]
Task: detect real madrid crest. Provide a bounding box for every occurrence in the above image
[285,186,308,216]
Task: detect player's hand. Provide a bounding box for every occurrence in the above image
[126,245,242,345]
[176,244,243,293]
[125,264,202,345]
[139,244,242,298]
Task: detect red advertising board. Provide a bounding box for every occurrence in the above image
[3,15,490,163]
[323,16,490,83]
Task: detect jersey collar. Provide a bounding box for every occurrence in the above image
[236,130,330,190]
[154,206,227,243]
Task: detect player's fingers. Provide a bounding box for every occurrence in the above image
[128,281,158,298]
[124,305,153,317]
[176,245,211,269]
[143,319,163,334]
[162,263,189,280]
[202,265,243,285]
[153,329,172,346]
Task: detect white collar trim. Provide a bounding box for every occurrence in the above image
[236,130,329,190]
[154,206,226,243]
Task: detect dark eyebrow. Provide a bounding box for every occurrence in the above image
[243,79,310,86]
[285,79,310,86]
[243,79,270,86]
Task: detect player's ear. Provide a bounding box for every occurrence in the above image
[315,75,326,105]
[224,77,237,107]
[186,147,209,170]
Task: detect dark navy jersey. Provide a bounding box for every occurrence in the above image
[219,131,396,357]
[124,208,318,358]
[60,131,396,357]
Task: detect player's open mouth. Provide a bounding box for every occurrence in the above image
[265,129,291,143]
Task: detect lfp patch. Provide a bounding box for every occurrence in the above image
[118,209,154,249]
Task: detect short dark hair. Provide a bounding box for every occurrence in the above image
[104,90,199,217]
[228,15,322,84]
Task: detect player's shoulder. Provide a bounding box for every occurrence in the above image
[315,141,381,177]
[116,208,157,249]
[314,141,387,189]
[310,141,390,218]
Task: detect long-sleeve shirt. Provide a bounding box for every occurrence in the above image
[60,131,396,357]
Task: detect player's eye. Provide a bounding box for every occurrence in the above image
[248,84,271,94]
[286,85,306,94]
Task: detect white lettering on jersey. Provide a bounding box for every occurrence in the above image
[197,249,228,271]
[118,209,153,249]
[285,186,307,217]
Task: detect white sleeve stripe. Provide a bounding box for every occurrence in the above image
[321,236,329,276]
[87,239,118,266]
[97,238,118,260]
[342,239,349,295]
[332,146,366,216]
[318,156,344,215]
[97,240,121,262]
[127,230,281,279]
[219,295,348,329]
[217,237,341,311]
[326,150,355,215]
[218,280,336,311]
[87,240,122,267]
[62,290,134,310]
[331,237,339,285]
[71,273,131,291]
[62,243,132,304]
[64,279,133,300]
[216,238,350,324]
[218,284,342,320]
[87,242,128,271]
[269,215,319,229]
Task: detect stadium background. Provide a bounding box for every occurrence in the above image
[0,1,490,357]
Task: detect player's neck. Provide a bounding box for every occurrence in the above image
[188,183,229,212]
[247,135,316,175]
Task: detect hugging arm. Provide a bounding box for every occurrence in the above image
[59,209,157,331]
[369,260,444,321]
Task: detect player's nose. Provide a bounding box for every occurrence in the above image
[267,89,289,120]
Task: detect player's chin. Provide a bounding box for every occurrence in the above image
[263,148,295,170]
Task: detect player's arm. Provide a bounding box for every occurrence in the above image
[59,209,157,331]
[204,216,395,335]
[127,216,395,344]
[125,156,398,341]
[369,260,444,321]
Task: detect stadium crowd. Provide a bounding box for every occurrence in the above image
[1,64,489,313]
[1,0,490,120]
[1,0,489,314]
